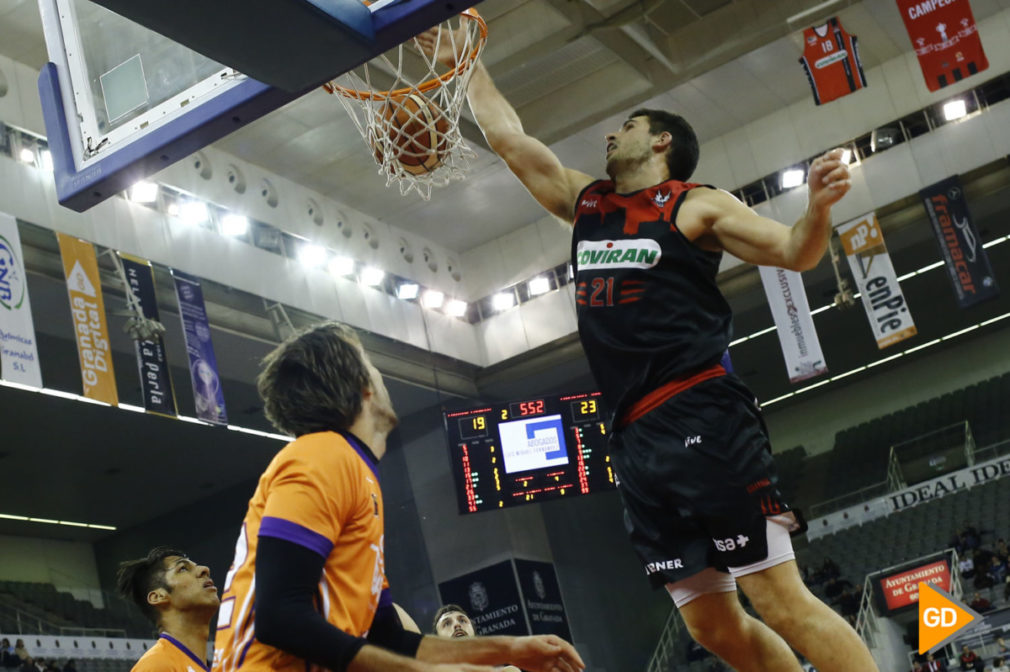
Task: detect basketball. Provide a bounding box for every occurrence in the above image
[373,93,450,175]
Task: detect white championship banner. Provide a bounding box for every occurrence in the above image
[837,213,916,349]
[0,212,43,387]
[758,265,828,383]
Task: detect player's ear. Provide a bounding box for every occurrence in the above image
[654,131,672,153]
[147,588,169,608]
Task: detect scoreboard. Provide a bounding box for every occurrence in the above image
[444,392,615,514]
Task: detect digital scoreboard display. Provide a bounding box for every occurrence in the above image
[444,392,615,514]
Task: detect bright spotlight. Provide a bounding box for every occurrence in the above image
[780,169,805,189]
[328,256,354,277]
[492,292,515,312]
[18,148,35,164]
[178,201,209,226]
[298,244,327,268]
[421,290,444,309]
[220,214,249,237]
[445,299,468,317]
[943,99,967,121]
[360,266,385,286]
[397,283,419,300]
[129,181,158,203]
[528,276,551,296]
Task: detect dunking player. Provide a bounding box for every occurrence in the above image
[117,548,220,672]
[419,29,877,672]
[212,323,584,672]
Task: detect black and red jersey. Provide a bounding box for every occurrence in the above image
[570,179,732,420]
[896,0,988,91]
[799,17,867,105]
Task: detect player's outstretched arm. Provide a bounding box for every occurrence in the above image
[416,28,592,221]
[416,634,584,672]
[684,148,851,271]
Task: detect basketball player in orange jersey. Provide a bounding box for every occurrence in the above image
[117,548,220,672]
[420,28,877,672]
[212,322,584,672]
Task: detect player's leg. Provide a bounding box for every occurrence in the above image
[670,569,803,672]
[732,522,879,672]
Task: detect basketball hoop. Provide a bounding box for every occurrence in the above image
[323,9,487,199]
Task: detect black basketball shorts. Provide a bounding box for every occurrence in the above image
[609,374,795,589]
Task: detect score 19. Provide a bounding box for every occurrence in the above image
[458,414,488,439]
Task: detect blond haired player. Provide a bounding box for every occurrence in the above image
[213,323,584,672]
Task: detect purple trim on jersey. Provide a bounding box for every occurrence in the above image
[259,516,334,558]
[379,588,393,608]
[236,624,256,668]
[159,633,209,671]
[343,432,381,482]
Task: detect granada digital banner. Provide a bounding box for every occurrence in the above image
[438,560,528,636]
[873,554,951,613]
[119,253,177,417]
[920,176,999,308]
[172,270,227,425]
[837,213,917,349]
[57,233,117,405]
[0,213,42,387]
[758,265,827,382]
[514,559,572,641]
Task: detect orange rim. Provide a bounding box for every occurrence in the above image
[323,8,487,101]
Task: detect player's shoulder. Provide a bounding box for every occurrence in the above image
[130,640,194,672]
[270,431,365,476]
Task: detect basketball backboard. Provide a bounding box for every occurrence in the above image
[37,0,483,212]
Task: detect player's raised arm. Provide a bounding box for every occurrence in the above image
[416,28,592,222]
[682,148,851,271]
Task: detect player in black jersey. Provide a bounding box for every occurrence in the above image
[419,30,875,672]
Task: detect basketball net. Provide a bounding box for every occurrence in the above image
[324,10,487,199]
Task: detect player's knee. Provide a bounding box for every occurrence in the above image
[754,596,804,636]
[683,612,746,656]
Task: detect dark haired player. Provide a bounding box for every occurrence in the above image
[419,29,876,672]
[213,322,584,672]
[117,548,220,672]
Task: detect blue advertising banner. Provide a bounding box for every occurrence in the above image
[437,559,528,636]
[171,270,227,425]
[120,253,177,417]
[920,176,999,308]
[514,559,572,641]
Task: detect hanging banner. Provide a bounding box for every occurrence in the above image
[920,176,999,308]
[837,214,917,349]
[119,253,177,417]
[57,233,118,405]
[0,214,43,387]
[758,266,828,383]
[895,0,988,91]
[171,270,227,425]
[798,17,868,106]
[438,560,528,636]
[513,559,572,641]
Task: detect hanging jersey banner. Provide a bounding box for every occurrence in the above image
[0,213,43,388]
[895,0,988,91]
[837,214,917,349]
[57,233,118,405]
[171,270,227,425]
[799,17,868,105]
[758,266,828,383]
[119,253,177,417]
[920,176,999,308]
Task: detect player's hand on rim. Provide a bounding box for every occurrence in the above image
[807,147,851,211]
[507,635,585,672]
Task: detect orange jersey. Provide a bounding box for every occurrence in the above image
[212,431,387,672]
[132,635,209,672]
